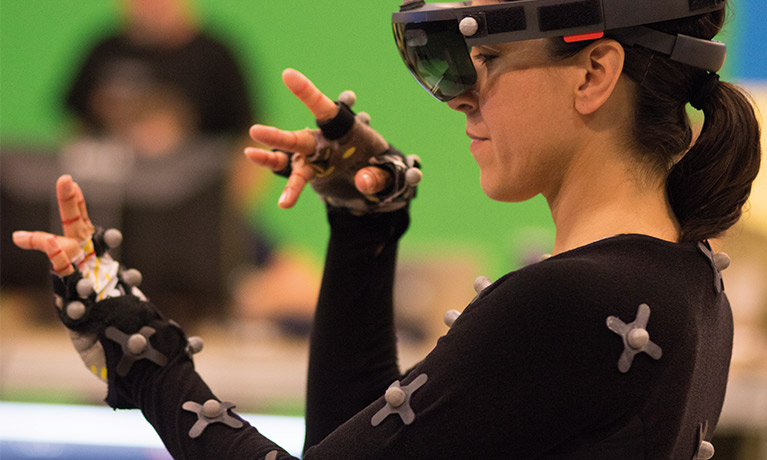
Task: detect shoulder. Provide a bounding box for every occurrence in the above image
[451,235,714,375]
[76,35,128,64]
[484,235,706,319]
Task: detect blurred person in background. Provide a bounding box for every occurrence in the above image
[60,0,278,326]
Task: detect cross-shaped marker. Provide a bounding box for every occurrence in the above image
[371,373,428,426]
[104,326,168,377]
[606,303,663,373]
[182,399,244,439]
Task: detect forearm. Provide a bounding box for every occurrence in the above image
[130,341,292,460]
[56,267,298,459]
[304,206,409,449]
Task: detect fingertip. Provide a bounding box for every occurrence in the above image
[355,168,389,195]
[355,170,375,194]
[244,147,275,170]
[278,188,297,209]
[11,231,29,247]
[282,68,302,83]
[57,174,75,197]
[249,124,263,138]
[72,181,84,199]
[248,124,276,145]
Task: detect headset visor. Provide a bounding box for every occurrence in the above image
[393,19,476,102]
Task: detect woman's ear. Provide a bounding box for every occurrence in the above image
[573,39,625,115]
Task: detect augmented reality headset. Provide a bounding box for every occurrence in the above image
[392,0,727,101]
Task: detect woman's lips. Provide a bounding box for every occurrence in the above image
[468,131,488,153]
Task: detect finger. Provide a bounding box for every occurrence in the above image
[12,230,54,251]
[57,175,83,238]
[249,125,316,155]
[355,167,392,195]
[13,230,82,260]
[282,69,339,122]
[244,147,291,171]
[278,158,315,209]
[73,182,95,237]
[45,236,75,276]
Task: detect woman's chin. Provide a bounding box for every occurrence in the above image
[480,179,536,204]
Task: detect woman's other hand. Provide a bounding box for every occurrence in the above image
[245,68,390,209]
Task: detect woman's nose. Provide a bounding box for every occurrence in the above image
[446,87,479,113]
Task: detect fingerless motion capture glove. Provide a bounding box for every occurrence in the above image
[275,91,422,214]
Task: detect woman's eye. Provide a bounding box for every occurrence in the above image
[473,53,498,65]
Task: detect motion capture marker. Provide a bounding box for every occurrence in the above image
[55,295,64,310]
[627,328,650,350]
[693,421,715,460]
[606,303,663,373]
[371,373,428,426]
[404,154,423,187]
[121,268,143,287]
[202,399,223,418]
[103,228,123,249]
[697,241,726,293]
[405,167,423,186]
[265,451,278,460]
[467,275,492,306]
[65,301,87,321]
[385,387,407,407]
[76,278,95,298]
[338,90,356,108]
[356,111,371,125]
[127,333,148,355]
[696,441,715,460]
[182,399,244,439]
[713,252,730,271]
[105,326,168,377]
[473,275,492,294]
[459,16,479,37]
[186,336,204,357]
[444,309,461,328]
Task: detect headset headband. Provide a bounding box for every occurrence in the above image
[394,0,725,46]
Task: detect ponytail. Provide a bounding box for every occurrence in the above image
[668,79,761,242]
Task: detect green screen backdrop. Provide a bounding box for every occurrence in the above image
[0,0,748,278]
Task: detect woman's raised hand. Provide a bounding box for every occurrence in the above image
[246,68,390,209]
[12,175,95,276]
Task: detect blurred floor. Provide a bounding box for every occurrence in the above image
[0,287,430,415]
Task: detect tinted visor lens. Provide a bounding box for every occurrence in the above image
[393,19,476,102]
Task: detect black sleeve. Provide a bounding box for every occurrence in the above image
[75,294,295,460]
[112,236,723,459]
[85,206,408,459]
[128,339,295,460]
[303,206,410,450]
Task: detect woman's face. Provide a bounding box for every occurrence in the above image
[448,33,581,203]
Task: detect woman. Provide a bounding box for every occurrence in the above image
[13,0,761,458]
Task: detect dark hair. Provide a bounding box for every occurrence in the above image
[546,5,761,242]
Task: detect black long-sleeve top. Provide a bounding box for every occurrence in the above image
[109,207,731,459]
